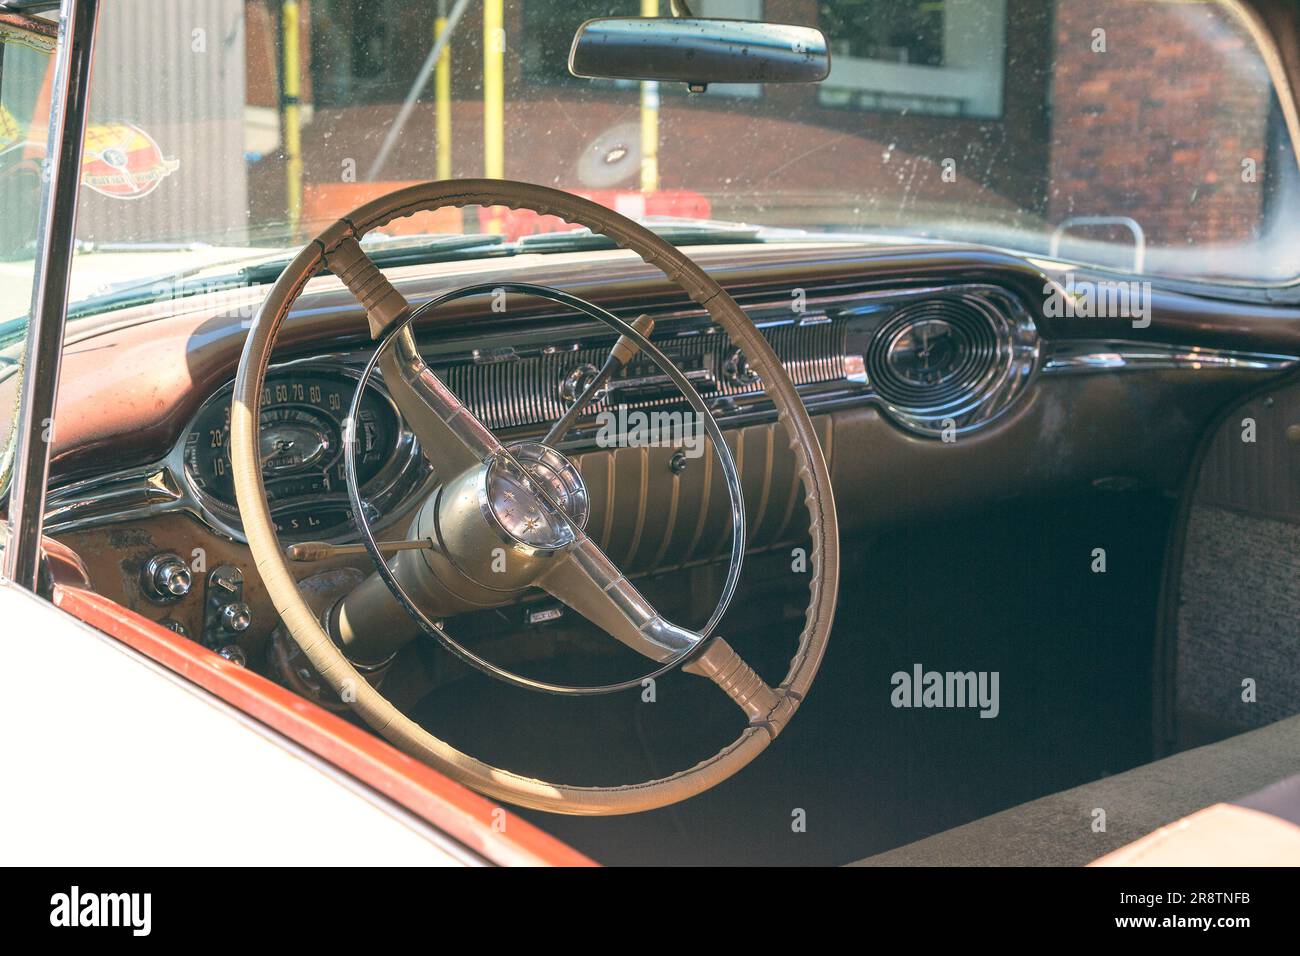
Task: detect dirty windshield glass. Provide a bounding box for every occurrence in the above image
[36,0,1300,322]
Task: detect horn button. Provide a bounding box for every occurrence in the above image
[482,442,590,551]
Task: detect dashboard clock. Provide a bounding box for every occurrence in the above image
[884,317,963,388]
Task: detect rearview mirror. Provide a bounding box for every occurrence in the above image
[569,18,830,90]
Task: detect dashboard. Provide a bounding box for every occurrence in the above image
[35,241,1300,655]
[45,278,1049,550]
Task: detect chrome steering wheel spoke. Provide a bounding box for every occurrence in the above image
[538,534,783,727]
[538,534,701,664]
[325,236,501,475]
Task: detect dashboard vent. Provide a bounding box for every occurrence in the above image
[866,296,1003,412]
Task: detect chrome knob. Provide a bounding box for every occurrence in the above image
[722,348,760,388]
[160,565,193,597]
[143,553,192,602]
[560,363,601,404]
[221,602,252,633]
[218,644,247,666]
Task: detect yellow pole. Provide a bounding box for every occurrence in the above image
[640,0,659,193]
[435,11,452,181]
[482,0,504,231]
[483,0,504,178]
[283,0,302,237]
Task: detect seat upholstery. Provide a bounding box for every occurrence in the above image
[852,713,1300,866]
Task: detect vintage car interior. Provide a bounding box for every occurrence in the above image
[4,0,1300,866]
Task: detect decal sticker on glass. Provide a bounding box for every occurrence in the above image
[80,122,179,199]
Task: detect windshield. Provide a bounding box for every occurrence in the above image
[18,0,1300,325]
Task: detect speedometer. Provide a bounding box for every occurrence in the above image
[182,369,404,539]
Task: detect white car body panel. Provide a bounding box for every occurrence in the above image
[0,581,475,866]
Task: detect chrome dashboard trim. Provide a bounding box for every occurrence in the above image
[417,281,1043,439]
[44,460,190,537]
[45,358,428,543]
[849,284,1041,437]
[1042,341,1299,374]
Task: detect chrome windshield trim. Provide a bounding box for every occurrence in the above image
[3,0,100,588]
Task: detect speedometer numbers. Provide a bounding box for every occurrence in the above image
[183,371,400,539]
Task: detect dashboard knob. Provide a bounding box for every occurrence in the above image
[218,644,248,666]
[143,553,192,603]
[722,348,760,388]
[560,363,602,404]
[221,602,253,633]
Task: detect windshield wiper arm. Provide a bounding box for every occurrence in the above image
[66,243,289,310]
[62,233,509,321]
[60,248,297,321]
[515,218,785,252]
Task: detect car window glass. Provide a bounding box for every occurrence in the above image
[59,0,1300,314]
[0,18,55,496]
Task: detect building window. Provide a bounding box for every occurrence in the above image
[521,1,640,85]
[816,0,1006,118]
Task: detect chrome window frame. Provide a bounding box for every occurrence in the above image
[1,0,100,590]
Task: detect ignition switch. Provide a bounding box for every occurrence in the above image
[204,565,253,648]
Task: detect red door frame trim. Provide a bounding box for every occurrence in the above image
[52,585,597,867]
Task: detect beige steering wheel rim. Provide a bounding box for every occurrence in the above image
[232,179,839,815]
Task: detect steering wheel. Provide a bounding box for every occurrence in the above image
[231,180,839,814]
